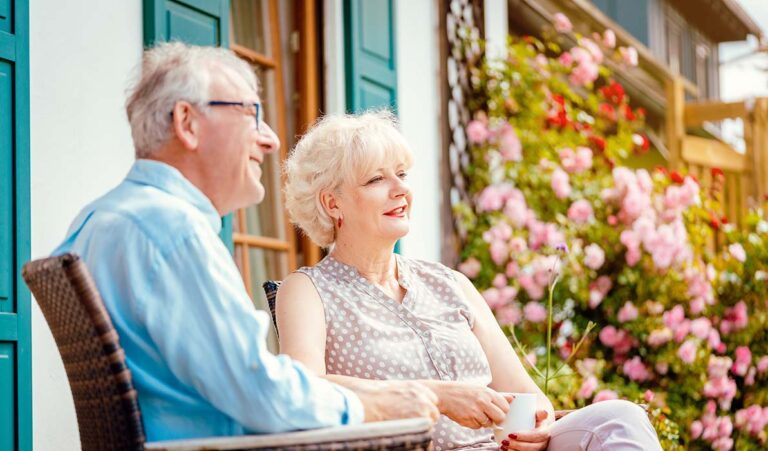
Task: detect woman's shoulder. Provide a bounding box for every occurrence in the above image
[398,255,459,283]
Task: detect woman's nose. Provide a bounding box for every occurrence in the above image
[391,178,410,198]
[257,122,280,155]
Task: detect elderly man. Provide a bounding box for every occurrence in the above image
[53,42,438,441]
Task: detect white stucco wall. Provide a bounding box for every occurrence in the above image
[29,1,142,449]
[395,0,442,262]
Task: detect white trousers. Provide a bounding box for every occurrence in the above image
[546,400,663,450]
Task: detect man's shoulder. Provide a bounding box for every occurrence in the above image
[85,181,212,247]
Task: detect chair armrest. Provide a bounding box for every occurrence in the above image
[144,418,433,451]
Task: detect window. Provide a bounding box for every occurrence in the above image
[229,0,321,351]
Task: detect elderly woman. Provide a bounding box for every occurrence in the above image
[278,111,662,451]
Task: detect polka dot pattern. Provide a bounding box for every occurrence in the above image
[297,255,496,450]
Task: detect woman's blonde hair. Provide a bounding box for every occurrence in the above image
[284,110,414,248]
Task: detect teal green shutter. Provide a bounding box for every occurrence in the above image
[143,0,234,252]
[0,0,31,449]
[343,0,401,252]
[344,0,397,113]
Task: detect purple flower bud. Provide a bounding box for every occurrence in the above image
[555,243,569,254]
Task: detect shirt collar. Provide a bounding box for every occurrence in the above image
[125,159,222,233]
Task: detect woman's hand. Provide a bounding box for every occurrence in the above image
[421,381,512,429]
[500,409,553,451]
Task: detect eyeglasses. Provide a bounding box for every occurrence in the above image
[207,101,262,131]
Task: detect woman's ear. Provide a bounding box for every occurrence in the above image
[320,190,341,220]
[171,101,200,151]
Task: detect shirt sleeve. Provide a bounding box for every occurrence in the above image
[135,228,364,433]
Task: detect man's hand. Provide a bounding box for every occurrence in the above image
[356,380,440,424]
[500,410,552,451]
[423,381,511,429]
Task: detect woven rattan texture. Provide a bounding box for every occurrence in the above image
[22,254,145,451]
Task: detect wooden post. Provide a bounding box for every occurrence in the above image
[753,98,768,203]
[665,76,685,170]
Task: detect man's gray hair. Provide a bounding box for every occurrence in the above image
[126,42,257,158]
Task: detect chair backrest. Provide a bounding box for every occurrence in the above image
[262,280,282,336]
[22,254,146,451]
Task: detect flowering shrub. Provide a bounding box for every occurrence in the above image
[456,13,768,450]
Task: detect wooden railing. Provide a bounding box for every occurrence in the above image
[666,75,768,227]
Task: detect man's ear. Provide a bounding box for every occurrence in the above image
[319,190,341,220]
[171,101,201,150]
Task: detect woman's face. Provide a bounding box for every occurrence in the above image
[336,161,413,244]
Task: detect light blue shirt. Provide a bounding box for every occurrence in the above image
[54,159,364,441]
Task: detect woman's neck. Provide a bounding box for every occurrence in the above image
[330,239,398,286]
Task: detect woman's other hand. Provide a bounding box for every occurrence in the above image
[499,410,552,451]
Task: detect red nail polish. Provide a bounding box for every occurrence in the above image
[501,440,509,445]
[508,433,518,439]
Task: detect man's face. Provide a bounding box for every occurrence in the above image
[196,65,279,214]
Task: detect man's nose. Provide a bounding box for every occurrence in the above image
[257,122,280,155]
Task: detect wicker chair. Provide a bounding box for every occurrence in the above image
[23,254,432,451]
[263,280,576,421]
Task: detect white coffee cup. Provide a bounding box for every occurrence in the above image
[493,392,537,443]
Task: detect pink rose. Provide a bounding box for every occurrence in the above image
[643,390,654,403]
[567,199,594,224]
[690,318,712,340]
[647,328,672,347]
[728,243,746,262]
[457,257,481,278]
[691,420,703,439]
[504,198,528,228]
[490,240,509,265]
[466,120,489,144]
[584,243,605,270]
[524,302,548,323]
[551,168,572,199]
[617,301,638,323]
[619,46,638,66]
[496,304,522,326]
[553,12,573,33]
[569,60,599,86]
[579,38,604,63]
[593,389,618,403]
[757,356,768,374]
[599,325,619,347]
[492,273,507,288]
[499,126,523,162]
[678,339,698,364]
[732,346,752,376]
[558,51,573,66]
[623,356,650,382]
[574,147,593,172]
[603,29,616,48]
[577,375,598,399]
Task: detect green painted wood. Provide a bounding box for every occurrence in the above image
[0,0,11,33]
[0,342,16,451]
[0,0,30,449]
[343,0,397,113]
[343,0,400,253]
[143,0,234,250]
[0,60,11,310]
[0,314,17,340]
[14,2,31,449]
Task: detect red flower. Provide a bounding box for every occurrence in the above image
[599,103,616,121]
[589,135,606,151]
[654,165,668,175]
[721,216,729,225]
[670,171,684,184]
[636,107,646,118]
[711,167,724,178]
[599,80,625,105]
[709,212,720,230]
[622,104,635,121]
